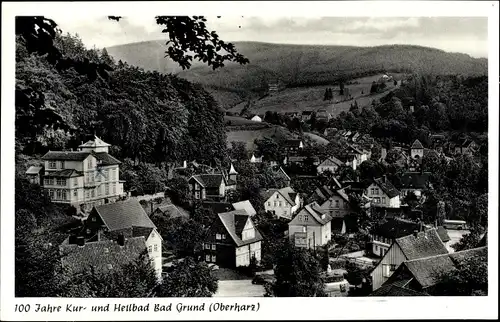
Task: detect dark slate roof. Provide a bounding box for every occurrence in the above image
[132,226,155,239]
[302,202,332,225]
[60,236,147,275]
[218,210,263,247]
[93,199,156,232]
[94,152,121,165]
[310,185,334,204]
[423,149,440,158]
[370,283,429,296]
[399,172,431,190]
[403,246,487,289]
[395,228,449,261]
[373,218,420,239]
[373,177,400,198]
[192,174,224,188]
[45,169,83,178]
[436,226,451,243]
[25,166,43,175]
[42,151,90,161]
[411,139,424,149]
[202,201,235,214]
[318,156,344,168]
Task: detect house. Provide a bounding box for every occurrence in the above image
[232,200,257,216]
[83,199,163,278]
[285,155,320,166]
[454,139,478,156]
[41,136,125,213]
[317,156,344,174]
[344,144,369,164]
[300,111,313,122]
[250,115,262,122]
[398,172,431,199]
[370,218,421,257]
[202,209,263,268]
[284,139,304,154]
[271,166,291,187]
[316,108,331,122]
[288,202,332,248]
[60,235,148,277]
[250,153,263,163]
[381,246,487,295]
[369,283,429,296]
[262,187,302,220]
[313,186,353,218]
[337,154,358,170]
[366,176,401,208]
[25,165,43,184]
[410,139,424,159]
[370,227,449,290]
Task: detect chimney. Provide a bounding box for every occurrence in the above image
[76,236,85,247]
[117,234,125,246]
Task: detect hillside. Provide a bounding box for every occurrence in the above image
[106,41,488,109]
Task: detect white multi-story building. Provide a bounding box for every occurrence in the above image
[41,136,125,213]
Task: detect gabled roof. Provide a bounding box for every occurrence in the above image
[232,200,257,216]
[79,135,111,148]
[42,151,91,161]
[60,236,147,275]
[131,226,155,239]
[218,210,263,247]
[403,246,487,289]
[399,172,431,190]
[300,202,333,225]
[373,177,400,198]
[228,163,238,175]
[370,283,429,296]
[45,169,83,178]
[93,199,156,232]
[191,174,224,188]
[93,152,121,165]
[263,187,299,206]
[395,228,449,261]
[318,156,344,168]
[25,166,43,175]
[272,166,291,181]
[310,185,335,204]
[411,139,424,149]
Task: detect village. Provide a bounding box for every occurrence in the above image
[22,123,487,297]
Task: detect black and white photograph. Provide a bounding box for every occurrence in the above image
[1,1,498,320]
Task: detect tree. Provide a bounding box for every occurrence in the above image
[433,252,487,296]
[268,241,326,297]
[452,229,483,252]
[158,257,218,297]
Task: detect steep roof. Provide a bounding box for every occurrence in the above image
[310,185,334,204]
[228,163,238,175]
[79,135,111,148]
[272,166,291,181]
[131,226,155,239]
[232,200,257,216]
[93,199,156,232]
[25,166,43,175]
[395,228,449,261]
[301,202,332,225]
[42,151,90,161]
[373,177,400,198]
[403,246,487,289]
[263,187,299,206]
[399,172,431,190]
[318,156,344,168]
[60,236,147,275]
[93,152,121,165]
[411,139,424,149]
[218,210,263,247]
[370,283,429,296]
[373,218,421,239]
[191,174,224,188]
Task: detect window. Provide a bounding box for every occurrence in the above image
[148,245,152,253]
[382,264,393,278]
[49,161,57,169]
[105,184,109,195]
[335,200,340,208]
[276,194,280,199]
[284,210,287,216]
[60,161,65,169]
[279,201,282,207]
[92,217,96,222]
[267,202,271,207]
[56,190,63,199]
[382,197,386,204]
[73,190,77,197]
[274,202,277,207]
[44,178,52,185]
[48,189,54,199]
[375,188,380,195]
[195,191,200,199]
[57,178,66,186]
[87,159,92,169]
[221,234,226,240]
[304,215,309,221]
[110,169,115,180]
[216,234,221,240]
[374,245,378,251]
[211,244,216,250]
[298,215,302,221]
[91,189,95,198]
[86,191,90,199]
[206,255,211,262]
[73,178,78,186]
[211,255,216,262]
[154,244,158,252]
[370,188,375,194]
[205,244,211,250]
[112,183,116,194]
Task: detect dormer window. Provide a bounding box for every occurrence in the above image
[60,161,65,169]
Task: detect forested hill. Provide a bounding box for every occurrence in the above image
[15,34,228,165]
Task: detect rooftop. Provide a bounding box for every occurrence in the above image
[93,199,156,232]
[218,210,263,247]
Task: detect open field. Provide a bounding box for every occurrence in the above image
[226,126,293,151]
[224,115,268,126]
[228,74,401,115]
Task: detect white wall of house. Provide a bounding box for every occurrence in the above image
[317,164,338,174]
[366,183,400,208]
[146,229,163,279]
[318,195,351,217]
[264,191,297,219]
[235,241,261,267]
[370,242,407,290]
[411,148,424,159]
[288,209,331,247]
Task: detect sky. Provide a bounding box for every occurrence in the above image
[51,16,488,58]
